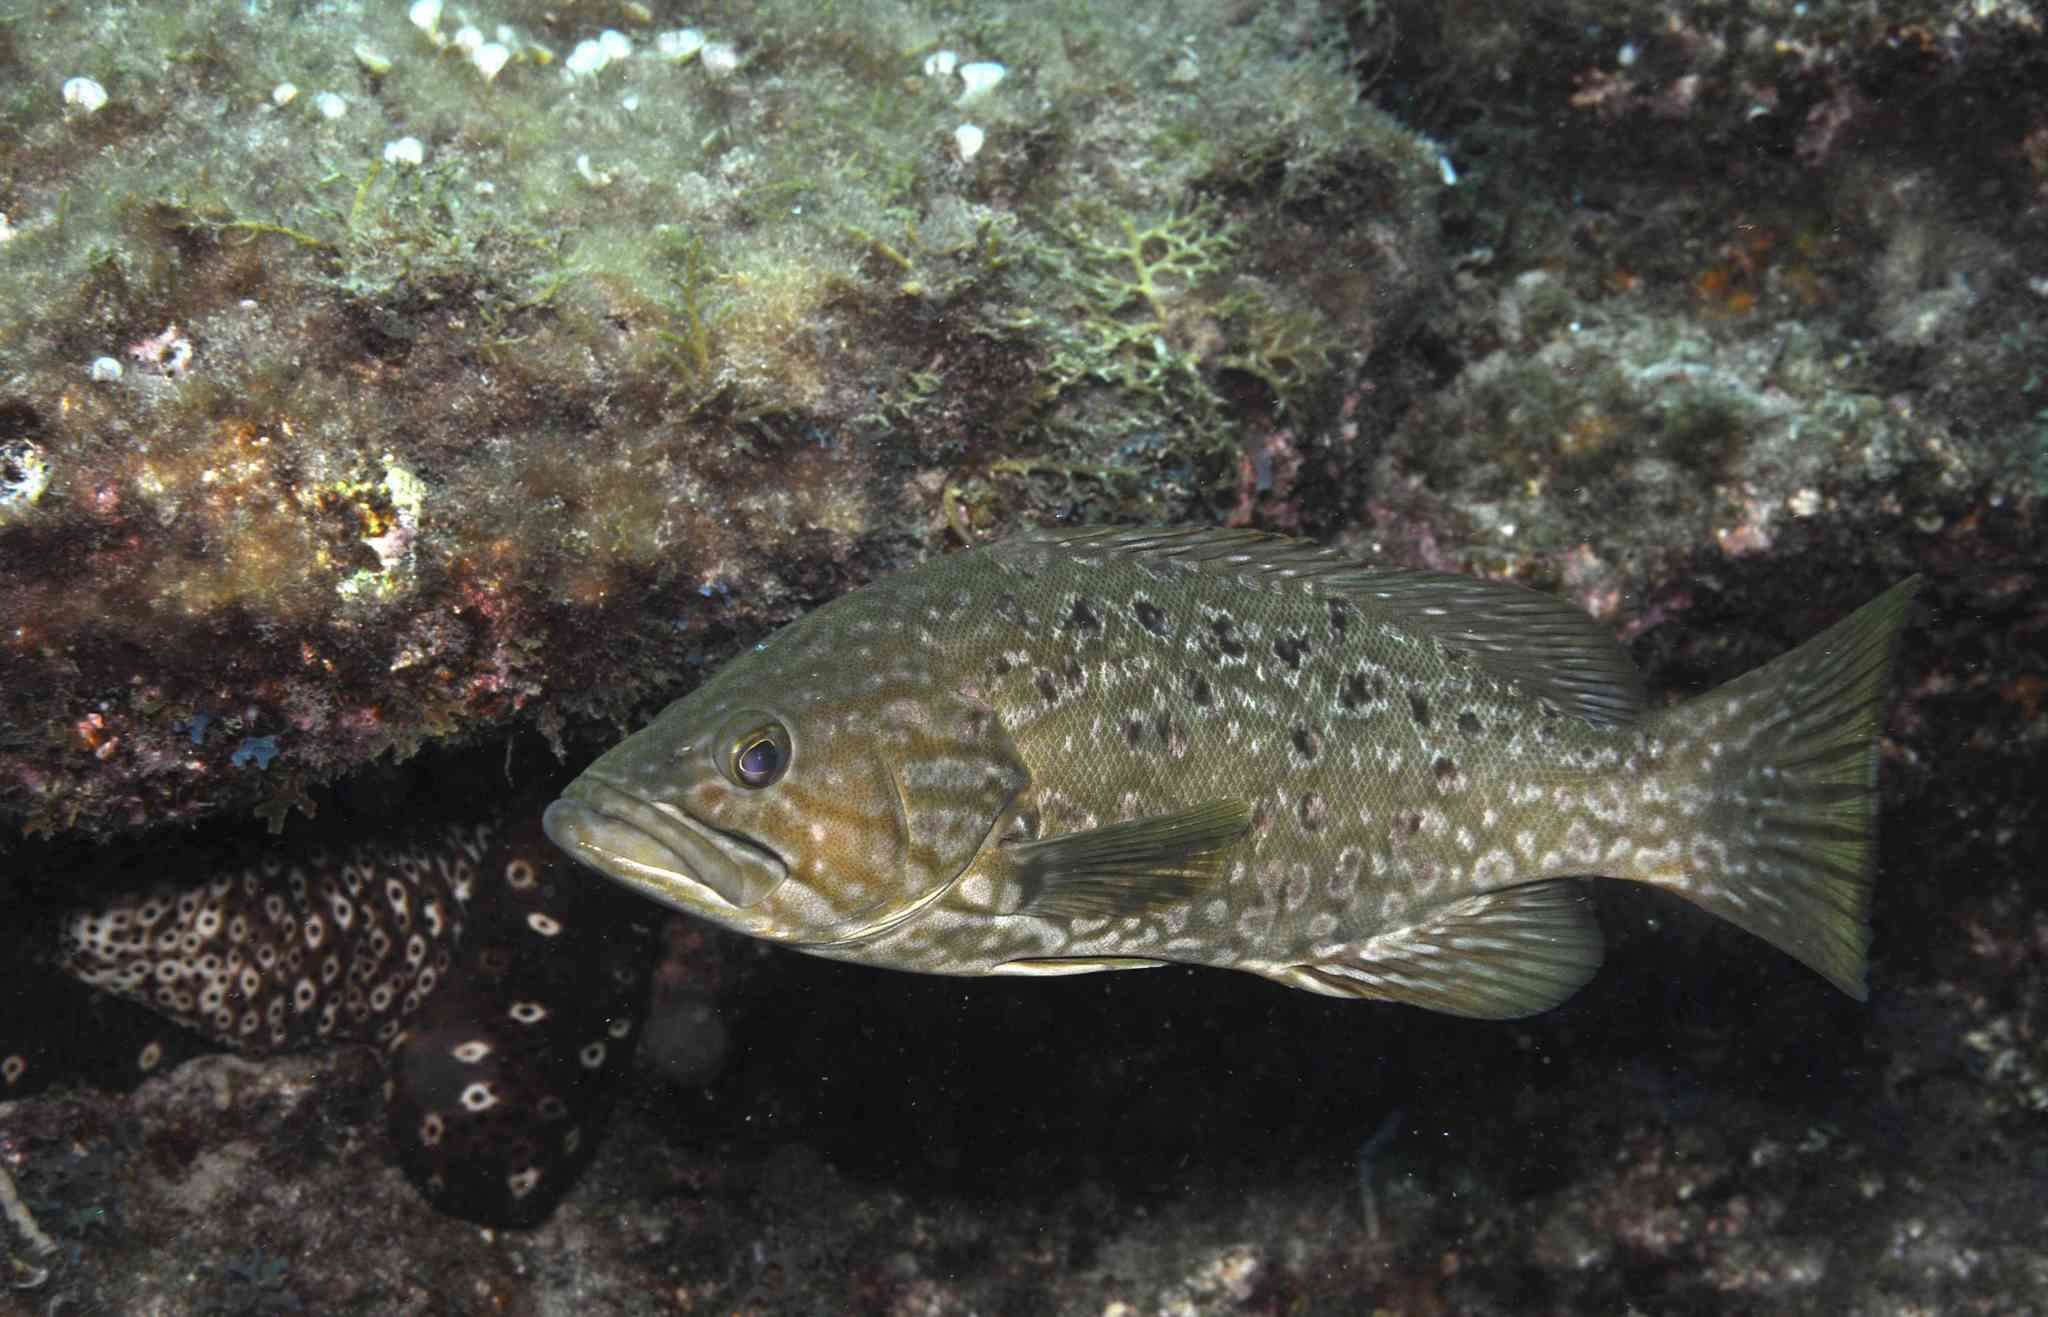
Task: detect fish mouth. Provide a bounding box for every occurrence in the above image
[543,776,788,912]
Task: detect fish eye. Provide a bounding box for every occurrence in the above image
[728,724,790,789]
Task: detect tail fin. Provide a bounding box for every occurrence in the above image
[1644,577,1918,999]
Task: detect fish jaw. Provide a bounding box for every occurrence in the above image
[543,778,794,939]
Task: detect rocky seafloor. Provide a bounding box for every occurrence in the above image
[4,0,2046,1312]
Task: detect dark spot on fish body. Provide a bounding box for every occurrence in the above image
[1034,669,1060,704]
[1061,596,1103,637]
[1457,710,1483,736]
[1326,597,1352,640]
[1183,670,1215,708]
[1132,597,1170,638]
[1408,691,1432,728]
[1297,791,1328,832]
[1290,725,1321,762]
[1339,668,1392,715]
[1432,756,1459,787]
[1214,618,1247,659]
[1273,633,1310,671]
[994,592,1027,628]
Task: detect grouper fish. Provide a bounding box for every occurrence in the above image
[545,527,1917,1019]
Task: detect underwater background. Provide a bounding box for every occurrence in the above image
[2,0,2044,1311]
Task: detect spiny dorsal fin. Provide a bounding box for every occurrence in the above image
[1330,568,1645,727]
[1008,799,1252,919]
[1025,527,1644,728]
[1260,879,1604,1019]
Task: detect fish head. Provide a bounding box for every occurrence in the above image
[543,636,1030,949]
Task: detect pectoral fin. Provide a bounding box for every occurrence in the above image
[1008,800,1252,919]
[1261,879,1604,1019]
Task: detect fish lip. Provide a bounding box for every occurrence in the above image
[543,776,787,910]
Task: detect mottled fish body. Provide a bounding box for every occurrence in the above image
[54,818,652,1226]
[547,528,1915,1019]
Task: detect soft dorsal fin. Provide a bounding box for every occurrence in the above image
[1258,879,1604,1019]
[1025,527,1644,728]
[1007,799,1252,919]
[1328,568,1645,727]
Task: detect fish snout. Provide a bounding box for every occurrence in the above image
[543,776,788,915]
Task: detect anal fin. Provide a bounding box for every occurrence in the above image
[1262,880,1604,1019]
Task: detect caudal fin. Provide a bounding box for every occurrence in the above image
[1647,577,1918,999]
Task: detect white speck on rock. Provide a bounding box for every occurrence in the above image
[383,137,426,167]
[700,42,739,77]
[565,38,612,78]
[62,77,108,114]
[656,29,705,62]
[408,0,443,39]
[473,43,511,82]
[956,61,1005,104]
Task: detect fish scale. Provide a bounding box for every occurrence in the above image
[547,527,1917,1021]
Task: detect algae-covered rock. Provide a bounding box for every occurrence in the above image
[0,0,1444,843]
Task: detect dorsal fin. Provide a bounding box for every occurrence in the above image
[1327,568,1644,727]
[1025,527,1644,728]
